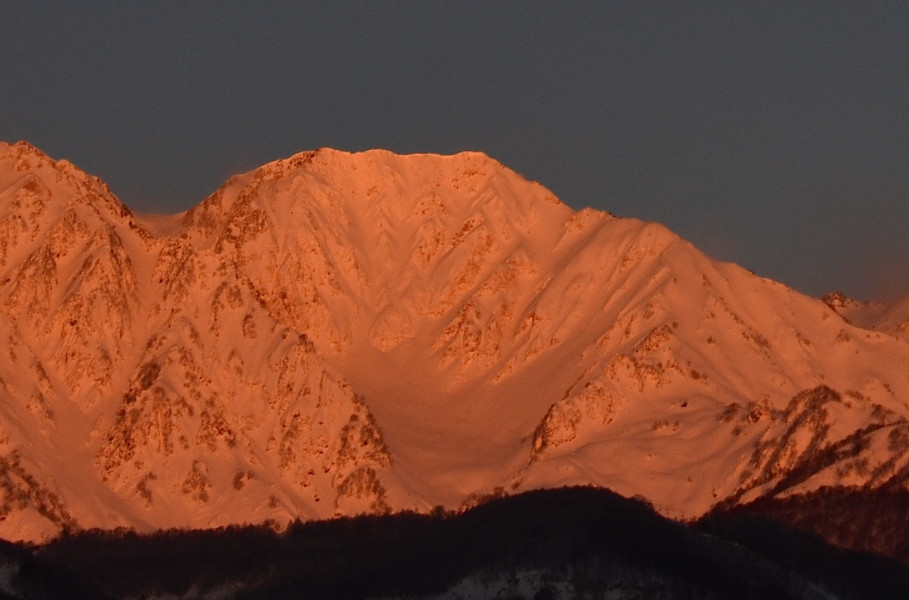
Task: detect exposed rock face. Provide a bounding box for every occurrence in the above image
[0,140,907,541]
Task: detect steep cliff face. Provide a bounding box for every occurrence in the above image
[0,141,907,541]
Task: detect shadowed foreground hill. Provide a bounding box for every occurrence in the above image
[0,487,903,599]
[704,485,909,566]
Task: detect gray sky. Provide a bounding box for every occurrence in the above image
[2,2,908,300]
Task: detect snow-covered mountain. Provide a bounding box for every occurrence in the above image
[0,140,906,542]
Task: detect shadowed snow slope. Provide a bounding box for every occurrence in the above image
[0,140,907,541]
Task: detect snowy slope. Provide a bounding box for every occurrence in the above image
[0,140,907,541]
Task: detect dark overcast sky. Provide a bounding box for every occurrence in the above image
[2,2,908,300]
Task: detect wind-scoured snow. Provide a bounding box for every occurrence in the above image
[0,140,907,541]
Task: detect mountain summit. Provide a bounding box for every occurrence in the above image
[0,141,907,542]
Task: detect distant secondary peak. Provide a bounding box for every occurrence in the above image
[822,291,860,309]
